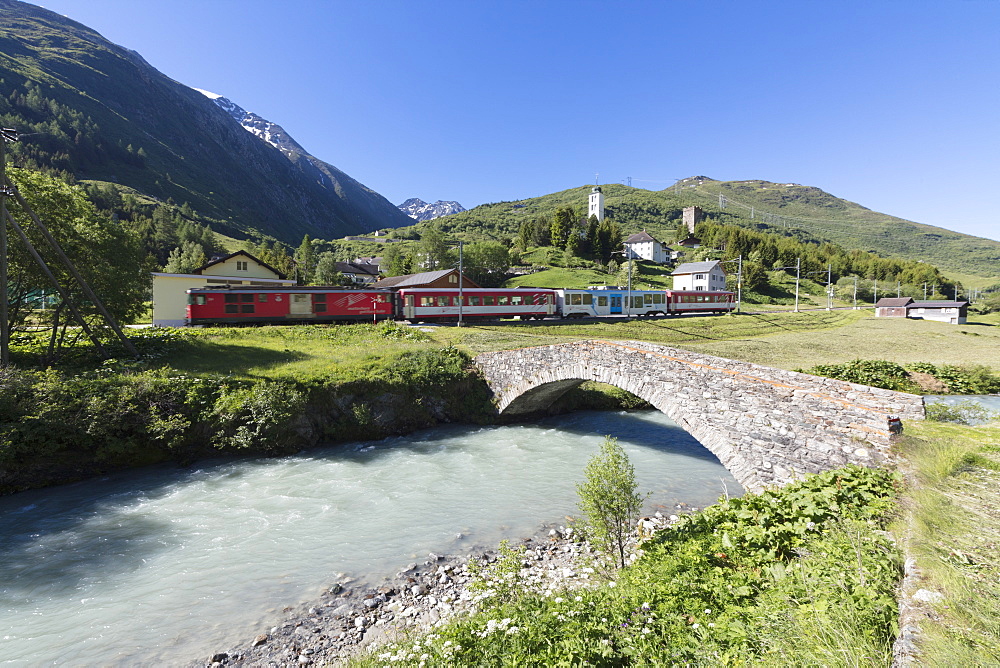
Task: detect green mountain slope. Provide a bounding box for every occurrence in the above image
[429,179,999,279]
[0,0,414,243]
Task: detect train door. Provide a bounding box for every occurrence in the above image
[403,294,416,319]
[609,294,622,314]
[289,293,313,316]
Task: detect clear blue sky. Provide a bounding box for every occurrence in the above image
[34,0,1000,242]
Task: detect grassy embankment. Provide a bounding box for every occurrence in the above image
[895,418,1000,663]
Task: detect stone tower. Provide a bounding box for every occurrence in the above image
[682,206,703,235]
[588,186,605,222]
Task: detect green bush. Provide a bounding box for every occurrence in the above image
[801,359,917,392]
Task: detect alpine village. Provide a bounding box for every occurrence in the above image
[0,2,998,667]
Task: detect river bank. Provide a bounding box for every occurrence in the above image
[195,513,681,667]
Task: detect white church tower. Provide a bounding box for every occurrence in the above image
[588,186,605,222]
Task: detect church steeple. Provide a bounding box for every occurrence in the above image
[588,186,604,222]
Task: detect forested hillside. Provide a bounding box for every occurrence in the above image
[0,0,412,247]
[424,181,999,280]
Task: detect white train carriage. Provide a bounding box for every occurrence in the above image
[664,289,736,314]
[556,287,668,318]
[397,287,556,322]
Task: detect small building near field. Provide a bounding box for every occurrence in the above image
[671,260,727,291]
[624,230,668,264]
[151,250,293,327]
[906,300,969,324]
[874,297,913,318]
[372,268,481,290]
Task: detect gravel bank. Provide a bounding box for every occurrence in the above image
[194,512,682,667]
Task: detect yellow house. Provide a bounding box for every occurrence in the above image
[151,251,294,326]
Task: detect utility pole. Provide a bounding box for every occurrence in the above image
[457,241,463,327]
[923,282,927,299]
[874,280,878,306]
[794,257,800,312]
[735,254,743,313]
[0,128,12,366]
[897,280,901,298]
[853,276,858,310]
[827,263,833,311]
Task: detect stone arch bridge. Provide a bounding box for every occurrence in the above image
[473,340,925,491]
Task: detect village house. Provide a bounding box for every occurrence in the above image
[671,260,728,291]
[334,258,382,285]
[371,268,481,290]
[151,250,293,327]
[623,230,668,264]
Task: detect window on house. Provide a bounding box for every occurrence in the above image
[449,274,457,283]
[695,273,705,280]
[696,286,705,291]
[236,261,248,271]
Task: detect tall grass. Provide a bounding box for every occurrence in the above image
[897,420,1000,662]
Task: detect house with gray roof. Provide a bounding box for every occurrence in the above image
[372,268,481,290]
[624,230,668,263]
[671,260,727,291]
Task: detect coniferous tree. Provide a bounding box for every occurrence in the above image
[294,234,317,284]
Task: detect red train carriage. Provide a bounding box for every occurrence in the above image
[396,287,556,322]
[664,289,736,314]
[186,287,394,325]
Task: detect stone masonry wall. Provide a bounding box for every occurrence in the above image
[473,340,926,491]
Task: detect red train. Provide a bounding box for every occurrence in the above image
[185,286,736,325]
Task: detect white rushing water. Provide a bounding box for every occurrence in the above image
[0,410,741,666]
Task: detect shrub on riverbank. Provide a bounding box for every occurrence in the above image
[0,343,495,495]
[355,465,901,666]
[798,358,1000,394]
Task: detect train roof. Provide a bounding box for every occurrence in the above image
[187,286,389,293]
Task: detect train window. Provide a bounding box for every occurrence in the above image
[257,294,268,303]
[498,296,510,306]
[315,304,327,313]
[597,296,608,306]
[240,305,254,313]
[188,294,207,306]
[225,294,238,303]
[632,296,644,308]
[225,304,238,314]
[240,293,254,303]
[570,294,581,305]
[437,296,449,307]
[644,294,653,304]
[484,296,496,306]
[470,296,482,306]
[313,293,327,302]
[511,296,523,305]
[654,293,664,304]
[583,294,593,305]
[451,297,462,306]
[421,297,434,306]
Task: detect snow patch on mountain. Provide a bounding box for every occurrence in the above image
[194,87,305,156]
[398,198,466,221]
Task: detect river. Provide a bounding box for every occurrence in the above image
[0,409,741,666]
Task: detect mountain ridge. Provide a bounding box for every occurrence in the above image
[0,0,414,243]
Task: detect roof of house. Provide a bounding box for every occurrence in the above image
[671,260,723,276]
[874,298,914,308]
[625,231,661,244]
[372,268,481,289]
[194,250,285,279]
[908,301,969,309]
[335,261,381,277]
